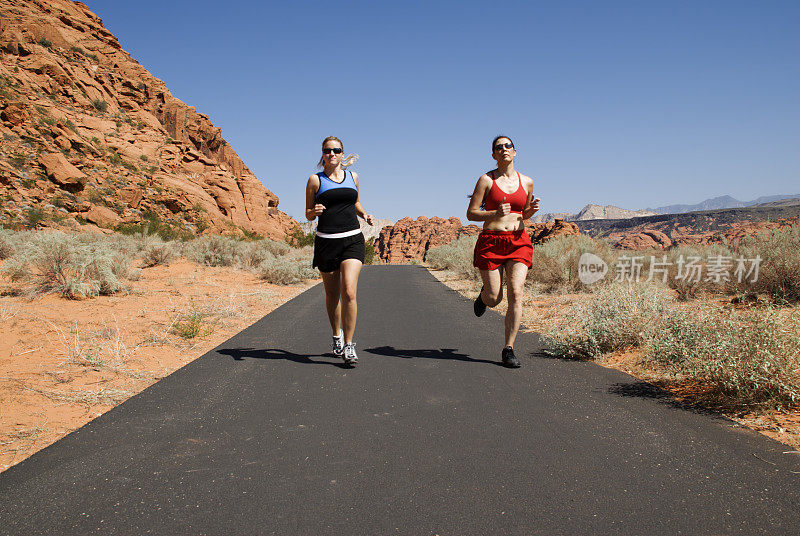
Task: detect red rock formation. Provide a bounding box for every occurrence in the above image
[0,0,298,240]
[375,217,583,264]
[526,219,581,245]
[375,216,481,264]
[616,230,673,250]
[608,216,800,250]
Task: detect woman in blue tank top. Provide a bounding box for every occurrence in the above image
[305,136,374,367]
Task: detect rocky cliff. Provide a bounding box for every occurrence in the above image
[0,0,298,239]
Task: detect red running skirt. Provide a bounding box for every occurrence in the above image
[473,229,533,271]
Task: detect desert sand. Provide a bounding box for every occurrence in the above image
[0,259,316,472]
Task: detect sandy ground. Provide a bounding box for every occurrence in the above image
[0,259,317,473]
[427,266,800,451]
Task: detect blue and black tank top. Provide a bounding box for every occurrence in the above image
[315,170,360,234]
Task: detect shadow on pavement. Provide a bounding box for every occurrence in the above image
[218,348,348,368]
[364,345,502,366]
[608,381,723,417]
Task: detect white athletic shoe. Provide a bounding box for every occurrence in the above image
[332,330,344,357]
[343,342,358,366]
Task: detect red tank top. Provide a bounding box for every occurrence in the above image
[484,171,527,214]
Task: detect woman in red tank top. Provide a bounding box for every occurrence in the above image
[466,136,540,368]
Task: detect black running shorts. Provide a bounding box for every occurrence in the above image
[312,232,365,273]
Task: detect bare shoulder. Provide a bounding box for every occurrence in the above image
[351,170,359,186]
[476,173,493,188]
[519,172,534,190]
[307,173,320,186]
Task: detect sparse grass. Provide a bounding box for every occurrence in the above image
[27,385,131,406]
[171,306,208,339]
[38,38,52,48]
[92,99,107,113]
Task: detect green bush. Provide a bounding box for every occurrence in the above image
[365,237,376,265]
[648,305,800,408]
[286,227,315,248]
[92,99,107,113]
[38,38,52,48]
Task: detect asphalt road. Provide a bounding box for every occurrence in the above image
[1,265,799,535]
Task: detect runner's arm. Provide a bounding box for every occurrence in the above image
[521,175,540,220]
[466,175,502,221]
[352,172,374,225]
[305,174,324,220]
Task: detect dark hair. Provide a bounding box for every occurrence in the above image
[491,135,514,151]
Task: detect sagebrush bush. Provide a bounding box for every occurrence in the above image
[236,240,290,270]
[1,231,127,298]
[543,282,672,359]
[648,305,800,408]
[188,235,238,267]
[425,236,480,281]
[528,234,616,292]
[140,239,178,268]
[258,247,317,284]
[734,225,800,304]
[0,230,15,260]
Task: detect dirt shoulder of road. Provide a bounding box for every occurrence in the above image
[427,266,800,451]
[0,259,317,473]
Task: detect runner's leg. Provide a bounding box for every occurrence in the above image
[339,258,363,343]
[503,261,529,348]
[479,268,504,307]
[320,270,342,336]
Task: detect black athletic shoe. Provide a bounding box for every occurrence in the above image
[501,346,521,368]
[474,288,487,317]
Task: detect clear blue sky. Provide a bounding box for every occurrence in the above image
[91,1,799,222]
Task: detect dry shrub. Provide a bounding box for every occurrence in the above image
[425,236,479,281]
[648,305,800,408]
[236,239,290,270]
[258,246,317,284]
[543,282,672,359]
[188,235,238,267]
[1,231,126,298]
[0,230,14,260]
[529,234,616,292]
[140,238,178,267]
[734,225,800,304]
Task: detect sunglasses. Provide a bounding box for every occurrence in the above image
[323,147,343,155]
[494,143,514,152]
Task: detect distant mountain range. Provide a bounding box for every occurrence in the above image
[647,194,800,214]
[533,194,800,223]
